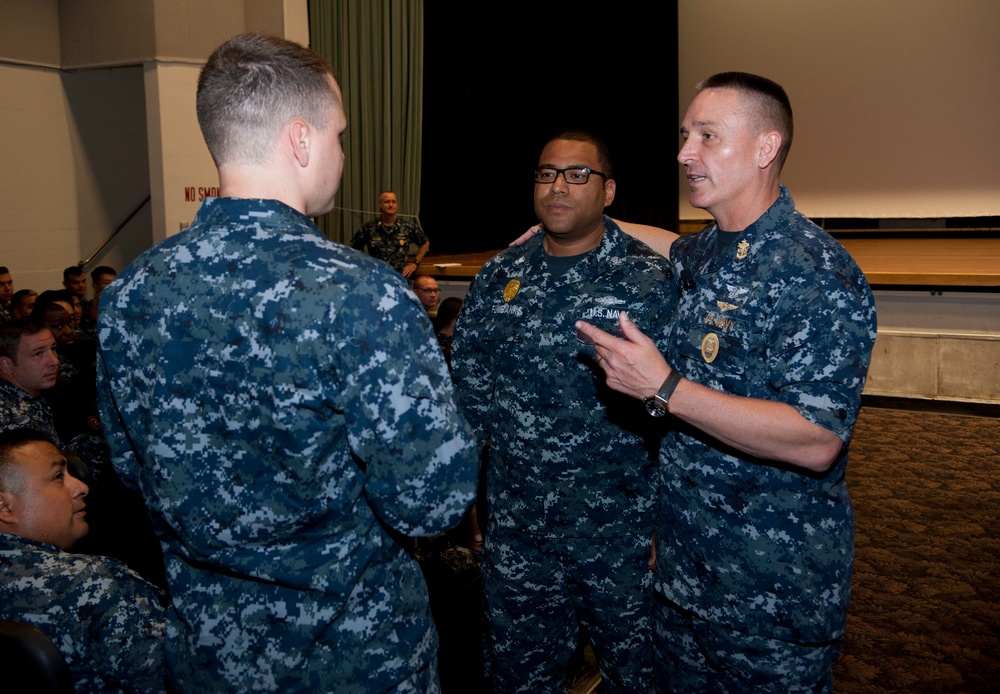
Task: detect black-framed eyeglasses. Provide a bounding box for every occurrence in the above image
[534,167,608,185]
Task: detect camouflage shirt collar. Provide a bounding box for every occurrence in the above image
[693,185,795,270]
[198,197,322,235]
[0,377,41,404]
[0,531,65,554]
[524,214,624,276]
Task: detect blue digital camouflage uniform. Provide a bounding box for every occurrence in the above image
[1,360,164,587]
[351,218,428,273]
[77,298,97,340]
[656,187,877,688]
[95,197,479,692]
[451,217,678,693]
[0,378,60,443]
[0,532,167,693]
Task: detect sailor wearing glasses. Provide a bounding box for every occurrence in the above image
[451,129,679,692]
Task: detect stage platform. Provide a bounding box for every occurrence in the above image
[837,236,1000,287]
[422,236,1000,288]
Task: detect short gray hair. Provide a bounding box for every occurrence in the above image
[696,72,794,171]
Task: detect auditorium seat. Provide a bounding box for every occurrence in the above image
[0,620,74,693]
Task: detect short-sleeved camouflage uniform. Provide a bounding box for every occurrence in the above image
[451,217,678,692]
[656,187,877,689]
[0,532,167,693]
[96,197,479,692]
[351,218,428,273]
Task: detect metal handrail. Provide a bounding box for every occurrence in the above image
[78,194,151,268]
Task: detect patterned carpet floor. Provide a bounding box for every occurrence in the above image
[834,404,1000,693]
[428,403,1000,692]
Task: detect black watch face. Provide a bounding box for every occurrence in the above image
[645,397,667,417]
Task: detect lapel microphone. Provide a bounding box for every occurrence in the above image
[681,268,696,291]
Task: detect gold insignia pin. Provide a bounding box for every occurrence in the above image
[502,279,521,302]
[717,301,738,312]
[736,240,750,260]
[701,332,720,363]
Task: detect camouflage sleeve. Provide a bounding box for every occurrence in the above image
[766,269,876,439]
[94,347,140,490]
[338,276,478,536]
[84,560,166,692]
[448,266,493,447]
[639,258,680,352]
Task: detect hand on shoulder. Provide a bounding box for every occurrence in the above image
[611,220,678,259]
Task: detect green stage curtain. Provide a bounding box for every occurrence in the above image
[308,0,424,245]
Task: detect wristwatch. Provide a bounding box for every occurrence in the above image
[644,369,683,417]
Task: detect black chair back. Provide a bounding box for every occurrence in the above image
[0,620,74,693]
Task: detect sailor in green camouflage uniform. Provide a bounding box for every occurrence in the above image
[451,131,678,692]
[351,191,430,277]
[577,73,877,693]
[95,34,478,693]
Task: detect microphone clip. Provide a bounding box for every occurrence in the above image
[680,267,696,292]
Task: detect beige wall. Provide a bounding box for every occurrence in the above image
[144,61,215,245]
[58,0,157,67]
[0,0,306,293]
[0,62,151,292]
[0,0,61,67]
[678,0,1000,221]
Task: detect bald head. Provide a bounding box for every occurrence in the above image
[412,275,440,311]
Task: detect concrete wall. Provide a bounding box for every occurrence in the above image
[0,61,151,292]
[0,0,306,294]
[866,291,1000,404]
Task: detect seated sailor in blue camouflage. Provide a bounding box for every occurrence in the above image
[352,190,430,277]
[412,274,442,316]
[577,72,878,693]
[29,293,97,441]
[0,318,60,443]
[3,318,162,587]
[96,33,479,693]
[0,428,167,693]
[452,129,680,692]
